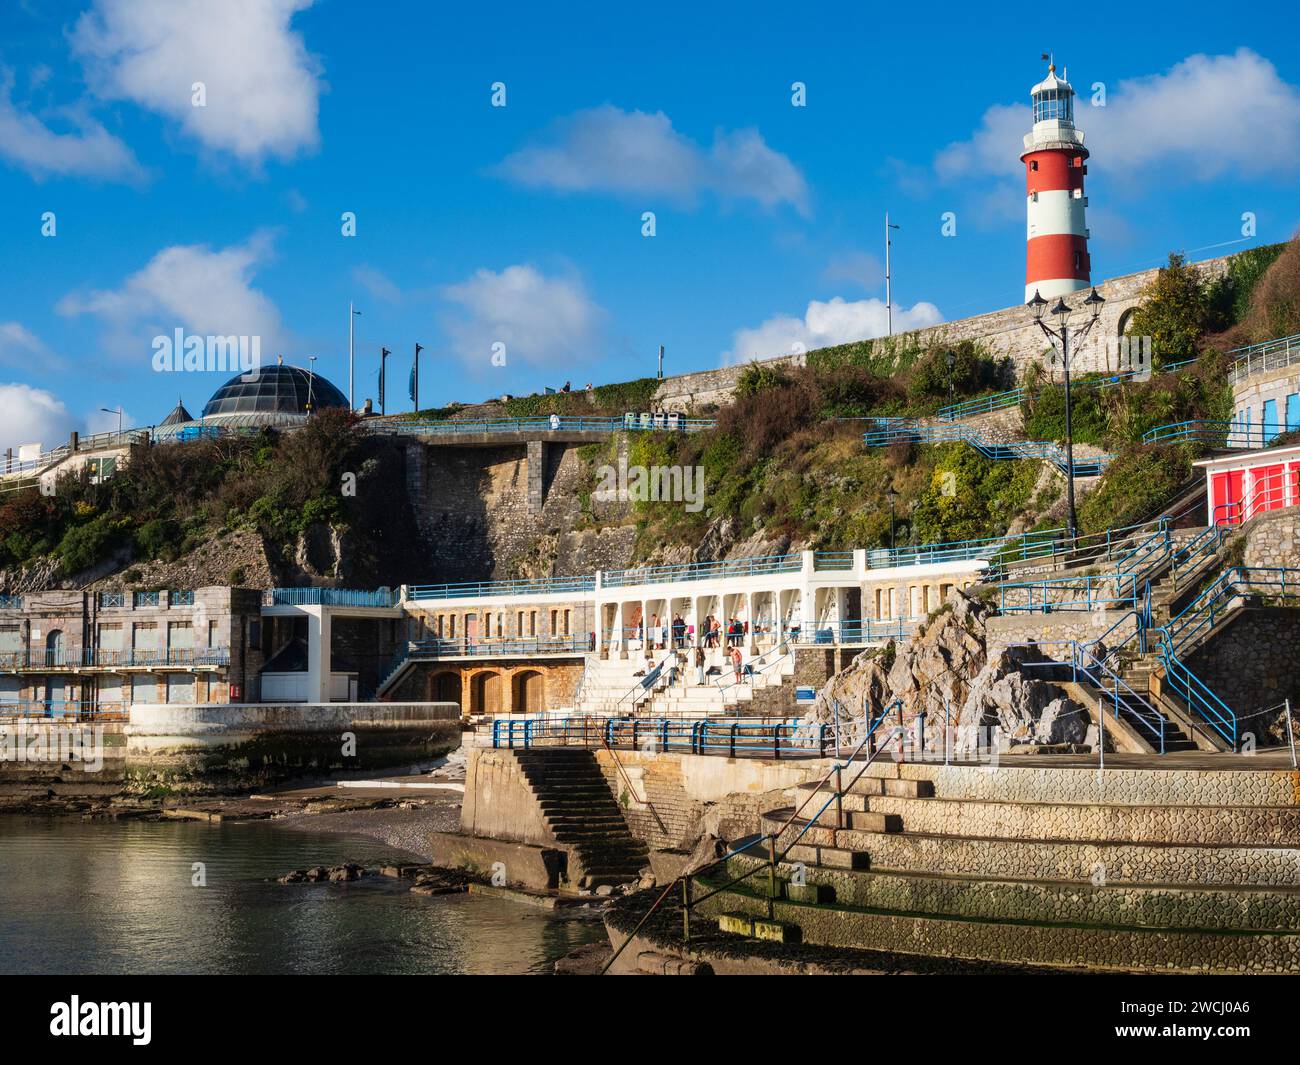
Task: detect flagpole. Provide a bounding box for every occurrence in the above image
[348,303,360,410]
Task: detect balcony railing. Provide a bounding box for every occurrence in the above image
[0,700,128,720]
[0,648,229,669]
[170,590,196,606]
[263,587,397,608]
[1229,331,1300,384]
[82,647,231,668]
[406,576,596,601]
[602,553,803,589]
[370,415,716,437]
[0,595,22,610]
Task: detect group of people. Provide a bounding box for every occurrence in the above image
[635,642,748,688]
[631,613,751,651]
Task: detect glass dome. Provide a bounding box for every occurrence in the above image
[201,364,348,419]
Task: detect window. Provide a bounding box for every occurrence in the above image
[1074,251,1082,271]
[1030,160,1038,171]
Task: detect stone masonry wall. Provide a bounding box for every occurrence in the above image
[593,748,827,852]
[1243,508,1300,569]
[1185,607,1300,729]
[650,256,1233,413]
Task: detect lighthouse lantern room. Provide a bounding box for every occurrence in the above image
[1022,61,1091,302]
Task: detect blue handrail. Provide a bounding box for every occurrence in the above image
[264,587,397,608]
[864,424,1112,477]
[1152,628,1236,749]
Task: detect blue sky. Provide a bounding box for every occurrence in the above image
[2,0,1299,451]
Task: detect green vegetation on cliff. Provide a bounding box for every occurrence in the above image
[0,410,419,585]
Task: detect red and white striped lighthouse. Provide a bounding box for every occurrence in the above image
[1022,62,1091,302]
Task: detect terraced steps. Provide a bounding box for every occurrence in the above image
[513,748,649,887]
[688,761,1300,971]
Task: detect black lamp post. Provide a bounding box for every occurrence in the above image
[1028,286,1105,544]
[887,486,900,554]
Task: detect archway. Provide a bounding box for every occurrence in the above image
[45,629,64,668]
[470,670,504,715]
[511,669,545,714]
[430,670,462,708]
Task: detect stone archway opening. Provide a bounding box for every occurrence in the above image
[470,670,505,715]
[511,669,545,714]
[431,670,462,708]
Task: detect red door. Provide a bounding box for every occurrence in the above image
[1255,464,1287,516]
[1212,470,1244,525]
[1290,463,1300,509]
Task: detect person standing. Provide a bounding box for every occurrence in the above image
[730,645,743,685]
[695,646,706,686]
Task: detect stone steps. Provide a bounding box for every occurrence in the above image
[513,749,648,886]
[843,793,1300,846]
[761,810,1300,888]
[693,879,1300,973]
[718,852,1300,933]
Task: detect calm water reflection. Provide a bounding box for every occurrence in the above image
[0,816,604,975]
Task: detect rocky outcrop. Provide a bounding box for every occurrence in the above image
[801,590,1092,751]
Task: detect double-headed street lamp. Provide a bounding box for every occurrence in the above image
[1027,285,1105,544]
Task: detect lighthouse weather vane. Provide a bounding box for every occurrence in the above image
[1022,55,1104,543]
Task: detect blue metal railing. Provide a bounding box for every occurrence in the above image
[1229,330,1300,384]
[1163,567,1300,656]
[936,364,1189,424]
[1152,629,1236,749]
[263,587,398,608]
[0,595,22,610]
[82,647,231,668]
[0,700,128,720]
[490,714,825,758]
[998,573,1140,614]
[602,554,803,588]
[1141,420,1285,449]
[371,415,716,437]
[406,575,596,600]
[169,590,196,606]
[864,424,1112,477]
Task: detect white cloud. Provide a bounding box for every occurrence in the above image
[724,297,944,365]
[440,265,606,374]
[0,73,144,183]
[0,321,63,371]
[0,383,76,453]
[937,49,1300,186]
[71,0,323,165]
[57,232,289,362]
[494,105,809,215]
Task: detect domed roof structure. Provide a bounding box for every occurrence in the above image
[201,363,348,420]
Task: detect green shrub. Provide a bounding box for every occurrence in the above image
[1077,445,1192,534]
[906,340,1003,402]
[57,514,125,576]
[135,517,179,561]
[1125,252,1220,367]
[734,362,790,397]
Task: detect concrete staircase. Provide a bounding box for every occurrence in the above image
[692,760,1300,972]
[513,748,648,888]
[574,647,797,717]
